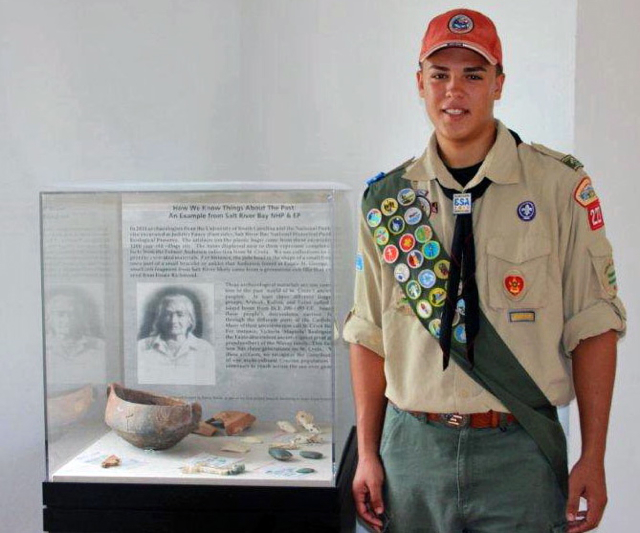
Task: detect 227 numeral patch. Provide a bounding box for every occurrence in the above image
[588,200,605,231]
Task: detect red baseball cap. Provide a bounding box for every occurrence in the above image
[419,9,502,66]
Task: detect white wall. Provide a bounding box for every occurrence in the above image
[573,1,640,531]
[0,2,578,532]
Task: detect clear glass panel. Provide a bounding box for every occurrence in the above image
[42,185,353,487]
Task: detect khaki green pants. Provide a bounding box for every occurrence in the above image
[377,404,566,533]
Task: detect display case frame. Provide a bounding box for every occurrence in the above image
[40,182,356,531]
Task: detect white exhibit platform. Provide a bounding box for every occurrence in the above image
[51,421,334,487]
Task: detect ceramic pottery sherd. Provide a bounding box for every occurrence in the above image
[212,410,256,436]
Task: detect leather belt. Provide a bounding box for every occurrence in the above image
[392,403,517,429]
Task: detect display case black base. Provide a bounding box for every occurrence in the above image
[43,427,357,533]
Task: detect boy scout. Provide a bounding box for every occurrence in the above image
[343,8,626,533]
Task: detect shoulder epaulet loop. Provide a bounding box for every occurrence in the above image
[531,143,584,171]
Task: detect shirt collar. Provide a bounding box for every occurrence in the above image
[151,333,197,355]
[402,120,522,190]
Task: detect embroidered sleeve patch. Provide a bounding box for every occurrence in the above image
[602,259,618,297]
[574,177,605,230]
[587,201,605,231]
[573,177,598,207]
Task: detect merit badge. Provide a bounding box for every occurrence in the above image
[453,193,472,215]
[509,310,536,323]
[394,263,411,283]
[428,318,442,338]
[456,298,466,317]
[418,197,432,218]
[504,273,525,298]
[407,250,425,269]
[449,13,474,33]
[404,206,423,225]
[398,188,416,206]
[406,280,422,300]
[422,240,441,260]
[355,253,364,272]
[603,259,617,297]
[374,227,390,246]
[367,208,382,227]
[415,225,433,244]
[587,200,605,231]
[383,244,399,264]
[388,215,405,235]
[418,269,437,289]
[435,259,450,280]
[381,198,399,216]
[573,177,598,207]
[416,189,428,198]
[399,233,416,253]
[453,324,467,344]
[429,287,447,307]
[416,300,433,319]
[517,201,536,222]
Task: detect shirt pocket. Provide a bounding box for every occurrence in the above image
[486,234,551,309]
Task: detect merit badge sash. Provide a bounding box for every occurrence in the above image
[362,166,569,497]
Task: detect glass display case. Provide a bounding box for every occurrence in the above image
[41,184,357,532]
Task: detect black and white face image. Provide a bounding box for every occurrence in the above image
[155,295,196,341]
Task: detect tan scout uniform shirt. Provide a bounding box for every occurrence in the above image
[343,121,626,414]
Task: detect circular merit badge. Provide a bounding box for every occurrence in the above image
[416,299,433,319]
[517,200,536,222]
[429,287,447,307]
[407,250,424,269]
[414,225,433,244]
[404,206,423,226]
[406,280,422,300]
[399,233,416,253]
[435,259,450,280]
[381,197,399,216]
[388,215,405,235]
[418,269,437,289]
[397,188,416,206]
[418,197,432,218]
[383,244,399,264]
[394,263,410,283]
[454,324,467,344]
[456,298,466,317]
[367,208,382,228]
[422,240,441,260]
[374,226,390,246]
[428,318,442,339]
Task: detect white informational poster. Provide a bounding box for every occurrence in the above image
[120,191,335,420]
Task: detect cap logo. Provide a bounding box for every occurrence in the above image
[448,14,474,34]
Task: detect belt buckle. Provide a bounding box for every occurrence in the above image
[441,413,470,428]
